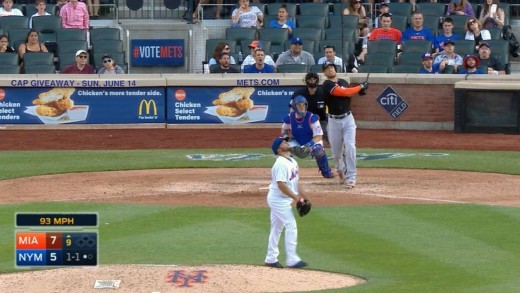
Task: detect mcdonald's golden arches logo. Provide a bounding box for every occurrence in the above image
[138,99,157,116]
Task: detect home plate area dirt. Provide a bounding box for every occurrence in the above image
[0,128,518,292]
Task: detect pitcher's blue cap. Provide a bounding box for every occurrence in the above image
[271,137,289,155]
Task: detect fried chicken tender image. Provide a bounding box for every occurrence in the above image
[212,87,255,117]
[35,105,65,117]
[32,88,76,117]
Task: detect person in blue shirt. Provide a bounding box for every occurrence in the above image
[434,17,462,53]
[281,95,334,179]
[403,11,434,41]
[268,4,295,39]
[419,52,439,74]
[458,55,485,74]
[243,48,275,73]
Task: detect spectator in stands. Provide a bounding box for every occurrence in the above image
[434,17,461,53]
[210,52,240,73]
[479,0,505,29]
[208,42,236,66]
[317,45,343,72]
[446,0,475,17]
[29,0,51,28]
[0,0,23,16]
[275,37,315,67]
[55,0,66,14]
[464,17,491,51]
[477,42,505,74]
[231,0,263,28]
[419,52,438,74]
[18,29,48,66]
[193,0,223,21]
[358,13,402,62]
[458,54,485,74]
[433,40,463,73]
[268,4,294,38]
[87,0,100,19]
[241,40,274,72]
[62,49,96,74]
[97,54,124,74]
[403,11,434,41]
[60,0,90,30]
[244,48,275,73]
[0,35,15,52]
[343,0,370,38]
[374,3,389,29]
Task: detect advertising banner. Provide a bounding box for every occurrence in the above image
[0,87,165,124]
[130,39,185,67]
[166,86,301,124]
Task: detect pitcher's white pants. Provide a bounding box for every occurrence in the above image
[264,199,301,266]
[327,114,357,181]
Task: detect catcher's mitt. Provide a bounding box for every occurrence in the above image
[291,146,310,158]
[296,198,311,217]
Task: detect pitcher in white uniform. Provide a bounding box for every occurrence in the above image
[264,136,309,269]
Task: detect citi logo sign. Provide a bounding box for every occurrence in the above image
[376,87,408,119]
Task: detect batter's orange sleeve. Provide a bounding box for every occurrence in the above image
[331,85,362,97]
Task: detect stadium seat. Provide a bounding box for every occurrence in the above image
[56,28,87,42]
[357,64,389,73]
[367,40,398,56]
[0,16,28,31]
[401,40,432,54]
[23,64,56,74]
[308,63,342,73]
[250,3,266,15]
[325,28,358,44]
[258,28,289,54]
[329,15,359,29]
[453,39,476,55]
[398,52,423,66]
[23,52,54,66]
[296,16,326,30]
[299,3,329,17]
[390,15,408,32]
[0,52,19,66]
[292,28,322,43]
[485,39,510,72]
[205,39,237,59]
[0,64,20,74]
[225,27,258,46]
[32,15,62,43]
[448,15,470,32]
[487,28,502,40]
[387,3,413,17]
[8,28,30,51]
[92,40,124,55]
[364,53,395,68]
[276,64,308,73]
[390,64,421,73]
[57,51,78,71]
[90,27,121,44]
[332,3,345,15]
[415,3,446,17]
[266,3,297,17]
[422,15,441,34]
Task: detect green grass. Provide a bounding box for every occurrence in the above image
[0,148,519,180]
[1,203,519,292]
[1,148,519,292]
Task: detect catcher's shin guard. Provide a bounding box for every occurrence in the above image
[311,145,334,178]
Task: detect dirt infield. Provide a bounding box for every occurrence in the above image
[1,128,519,292]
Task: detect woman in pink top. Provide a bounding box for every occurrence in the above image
[59,0,89,30]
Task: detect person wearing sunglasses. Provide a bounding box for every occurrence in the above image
[62,50,96,74]
[208,42,236,66]
[97,54,124,74]
[464,18,491,51]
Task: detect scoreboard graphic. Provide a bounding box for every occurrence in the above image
[15,213,98,268]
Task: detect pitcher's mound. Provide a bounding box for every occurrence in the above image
[0,264,365,292]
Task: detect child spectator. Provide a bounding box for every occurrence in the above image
[268,4,294,38]
[29,0,51,28]
[0,0,23,16]
[0,34,15,52]
[97,54,124,74]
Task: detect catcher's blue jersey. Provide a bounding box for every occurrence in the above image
[282,112,319,146]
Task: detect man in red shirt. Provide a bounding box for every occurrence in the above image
[62,50,96,74]
[358,13,402,62]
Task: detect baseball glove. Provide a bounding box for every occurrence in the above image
[296,198,311,217]
[291,146,310,158]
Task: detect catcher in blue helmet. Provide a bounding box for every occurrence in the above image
[281,95,335,179]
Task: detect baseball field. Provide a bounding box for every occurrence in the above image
[0,128,519,292]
